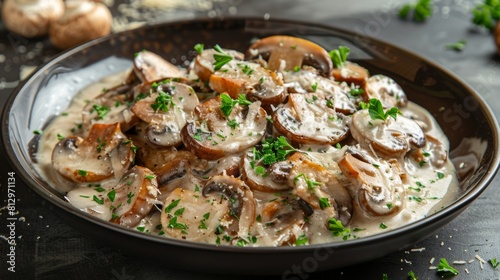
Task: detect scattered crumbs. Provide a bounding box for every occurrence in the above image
[468,259,474,263]
[448,247,452,251]
[39,215,43,219]
[404,259,412,264]
[405,250,410,254]
[36,236,41,240]
[46,225,50,228]
[453,260,467,265]
[263,13,270,20]
[411,247,426,252]
[440,241,444,246]
[435,235,439,238]
[17,235,22,239]
[465,268,469,274]
[429,266,437,270]
[476,254,487,263]
[439,107,445,112]
[459,162,465,169]
[18,217,26,222]
[430,257,435,264]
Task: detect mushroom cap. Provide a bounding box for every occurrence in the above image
[193,48,244,83]
[134,50,185,83]
[240,149,292,192]
[2,0,64,38]
[49,0,112,49]
[363,74,408,108]
[331,61,369,86]
[245,35,333,76]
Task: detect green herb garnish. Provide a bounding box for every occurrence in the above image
[362,98,401,122]
[489,258,499,269]
[446,39,467,51]
[165,199,181,213]
[319,197,330,209]
[295,234,309,246]
[329,46,350,68]
[92,104,110,120]
[219,93,252,117]
[107,189,116,202]
[213,44,233,71]
[472,0,500,30]
[93,195,104,205]
[151,90,175,112]
[436,258,459,276]
[194,43,204,54]
[399,0,433,22]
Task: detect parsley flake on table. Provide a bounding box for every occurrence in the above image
[446,39,467,51]
[436,258,459,276]
[490,258,499,269]
[399,0,433,22]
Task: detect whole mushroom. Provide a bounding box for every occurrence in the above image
[49,0,112,49]
[1,0,64,38]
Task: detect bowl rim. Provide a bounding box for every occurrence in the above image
[2,16,500,254]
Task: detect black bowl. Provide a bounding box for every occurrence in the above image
[2,18,499,275]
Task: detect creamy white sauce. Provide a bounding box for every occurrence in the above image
[35,66,460,247]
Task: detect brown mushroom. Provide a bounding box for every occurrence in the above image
[202,175,256,238]
[338,151,405,217]
[52,123,134,183]
[82,84,138,133]
[49,0,112,49]
[283,69,357,114]
[331,61,369,86]
[350,109,425,158]
[209,60,286,112]
[181,96,267,160]
[363,74,407,108]
[240,149,292,192]
[1,0,64,38]
[131,80,199,147]
[110,166,159,227]
[287,152,353,225]
[193,48,244,83]
[133,50,185,83]
[272,93,349,145]
[245,35,333,76]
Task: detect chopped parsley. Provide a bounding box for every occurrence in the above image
[437,171,445,179]
[489,258,499,269]
[349,88,364,96]
[329,46,350,68]
[254,136,298,166]
[93,195,104,205]
[436,258,459,276]
[311,81,318,92]
[294,173,322,190]
[227,118,239,129]
[151,90,175,112]
[238,63,254,75]
[126,192,134,204]
[319,197,330,209]
[57,133,64,140]
[219,93,252,117]
[295,234,309,246]
[145,174,155,180]
[167,216,187,230]
[379,223,388,229]
[213,44,233,71]
[328,218,351,240]
[107,189,116,202]
[446,39,467,51]
[92,104,110,119]
[408,271,417,280]
[165,199,181,213]
[77,170,88,177]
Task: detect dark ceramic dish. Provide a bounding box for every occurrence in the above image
[2,18,499,275]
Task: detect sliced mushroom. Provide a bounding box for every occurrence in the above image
[245,35,333,76]
[131,81,199,147]
[338,151,405,216]
[193,48,244,83]
[287,153,353,225]
[134,50,185,83]
[283,69,357,114]
[52,123,134,183]
[363,74,407,108]
[209,60,286,111]
[161,188,229,242]
[111,166,159,227]
[409,134,448,168]
[202,175,256,238]
[181,97,267,160]
[331,61,369,86]
[66,186,113,221]
[241,149,292,192]
[272,93,349,145]
[350,109,425,158]
[82,84,138,133]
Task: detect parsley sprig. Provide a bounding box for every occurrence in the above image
[194,43,204,54]
[219,93,252,117]
[329,46,350,68]
[472,0,500,30]
[92,104,110,120]
[213,44,233,71]
[399,0,433,22]
[436,258,459,276]
[360,98,401,122]
[328,218,351,240]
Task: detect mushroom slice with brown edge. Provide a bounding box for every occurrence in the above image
[338,150,405,217]
[283,69,357,115]
[331,61,369,86]
[363,74,408,108]
[82,84,138,133]
[409,134,448,169]
[193,47,244,83]
[52,123,134,183]
[241,149,292,192]
[245,35,333,76]
[202,175,256,239]
[161,188,229,242]
[273,93,349,145]
[133,50,185,83]
[209,60,286,112]
[287,152,353,226]
[181,97,267,160]
[110,166,159,228]
[350,108,425,158]
[131,81,199,147]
